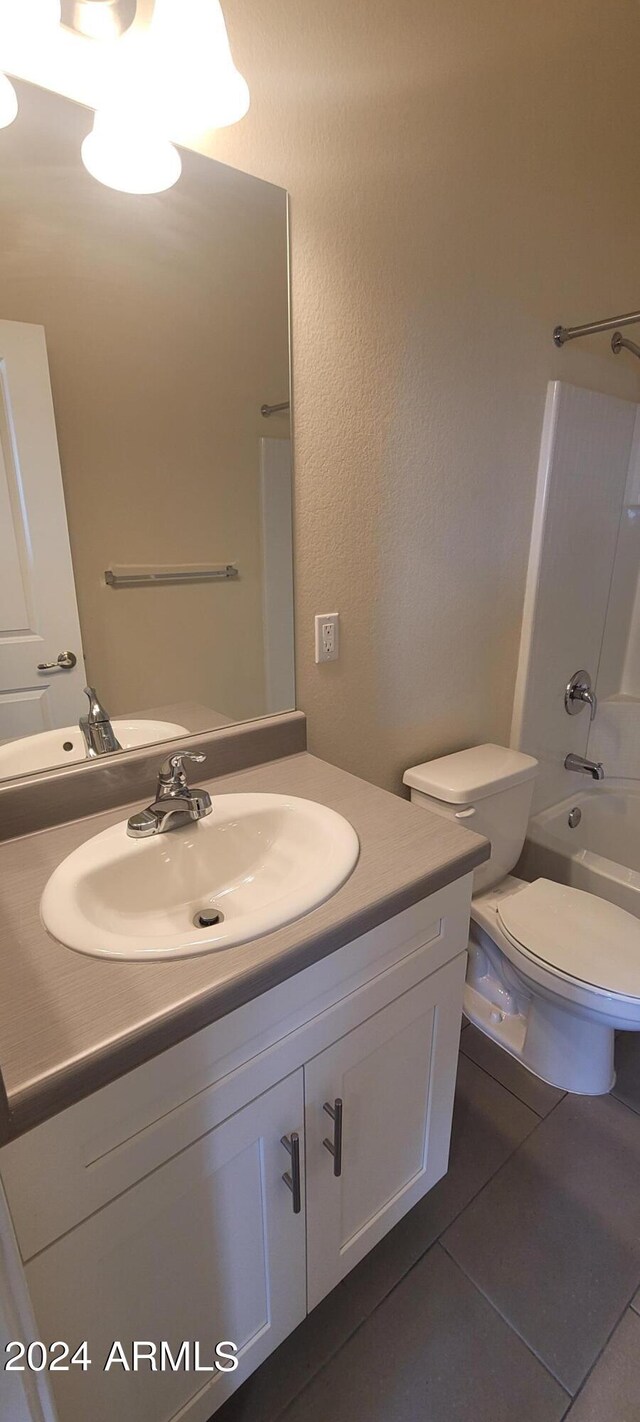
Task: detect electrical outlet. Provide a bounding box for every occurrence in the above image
[315,613,340,663]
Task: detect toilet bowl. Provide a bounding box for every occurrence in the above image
[404,744,640,1095]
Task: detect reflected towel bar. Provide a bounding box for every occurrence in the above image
[260,401,290,417]
[105,564,239,588]
[554,308,640,347]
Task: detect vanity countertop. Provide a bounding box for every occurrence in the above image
[0,752,489,1142]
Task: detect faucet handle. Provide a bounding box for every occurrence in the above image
[565,670,597,722]
[157,751,206,793]
[83,686,111,723]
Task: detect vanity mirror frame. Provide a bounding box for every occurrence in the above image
[0,74,296,799]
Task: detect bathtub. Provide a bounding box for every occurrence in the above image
[518,781,640,919]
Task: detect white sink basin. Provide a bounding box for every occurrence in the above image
[0,719,188,778]
[41,793,360,960]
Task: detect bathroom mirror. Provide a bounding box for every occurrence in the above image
[0,77,293,784]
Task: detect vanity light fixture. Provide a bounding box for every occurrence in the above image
[0,0,62,42]
[148,0,250,135]
[81,108,182,194]
[0,0,61,128]
[0,0,62,28]
[80,0,249,195]
[0,72,18,127]
[61,0,136,41]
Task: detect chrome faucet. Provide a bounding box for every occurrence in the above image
[127,752,213,838]
[565,670,597,722]
[564,752,604,781]
[80,686,122,757]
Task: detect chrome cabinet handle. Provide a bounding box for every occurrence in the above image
[37,651,77,671]
[281,1132,302,1214]
[323,1098,343,1177]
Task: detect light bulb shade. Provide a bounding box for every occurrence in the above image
[0,3,61,81]
[61,1,137,41]
[81,110,182,194]
[148,0,250,132]
[32,0,61,21]
[0,72,18,128]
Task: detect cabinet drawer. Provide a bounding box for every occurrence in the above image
[1,881,471,1260]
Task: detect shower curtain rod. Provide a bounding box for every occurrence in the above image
[554,308,640,346]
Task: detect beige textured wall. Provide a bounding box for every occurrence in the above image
[10,0,640,789]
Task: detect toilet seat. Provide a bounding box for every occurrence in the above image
[497,878,640,999]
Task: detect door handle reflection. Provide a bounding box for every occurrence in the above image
[37,651,77,671]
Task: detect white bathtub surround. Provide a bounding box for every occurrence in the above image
[511,381,637,813]
[259,438,295,715]
[512,384,640,807]
[520,782,640,920]
[587,697,640,779]
[596,516,640,708]
[406,745,640,1096]
[584,412,640,779]
[588,479,640,776]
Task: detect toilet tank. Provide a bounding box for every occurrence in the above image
[403,744,538,893]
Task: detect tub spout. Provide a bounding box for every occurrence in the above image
[564,752,604,780]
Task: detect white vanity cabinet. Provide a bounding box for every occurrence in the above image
[305,970,455,1309]
[23,1073,307,1422]
[0,880,472,1422]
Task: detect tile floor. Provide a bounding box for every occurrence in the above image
[216,1025,640,1422]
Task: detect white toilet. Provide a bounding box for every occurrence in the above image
[404,744,640,1095]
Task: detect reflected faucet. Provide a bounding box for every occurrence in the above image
[564,753,604,781]
[79,686,122,758]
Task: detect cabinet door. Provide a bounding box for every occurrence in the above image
[305,956,464,1309]
[25,1071,306,1422]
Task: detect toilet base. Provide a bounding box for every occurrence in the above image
[464,982,616,1095]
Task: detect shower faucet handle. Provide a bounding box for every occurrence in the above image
[565,670,597,722]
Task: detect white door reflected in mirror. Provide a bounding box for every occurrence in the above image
[0,321,87,740]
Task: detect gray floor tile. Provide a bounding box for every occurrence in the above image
[630,1287,640,1315]
[460,1024,565,1116]
[216,1056,538,1422]
[612,1033,640,1116]
[443,1092,640,1394]
[280,1246,568,1422]
[212,1288,361,1422]
[565,1309,640,1420]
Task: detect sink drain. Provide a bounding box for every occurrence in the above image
[193,909,225,929]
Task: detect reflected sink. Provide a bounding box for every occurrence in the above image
[0,719,188,778]
[41,793,360,960]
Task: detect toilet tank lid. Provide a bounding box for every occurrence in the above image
[403,744,538,804]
